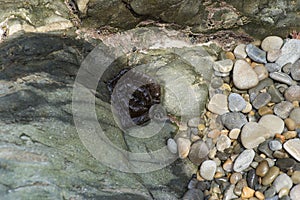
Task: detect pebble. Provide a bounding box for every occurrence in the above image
[200,160,217,180]
[283,63,293,74]
[241,186,255,199]
[258,106,274,116]
[233,59,259,90]
[167,138,178,154]
[233,149,255,172]
[279,188,290,199]
[207,94,229,115]
[213,59,233,73]
[276,158,296,171]
[221,112,248,130]
[223,158,233,172]
[268,85,285,103]
[224,184,238,200]
[291,59,300,80]
[254,65,269,81]
[246,43,268,63]
[264,186,277,198]
[228,93,247,112]
[230,172,242,184]
[274,101,294,119]
[267,49,281,62]
[291,171,300,184]
[262,166,280,186]
[255,191,265,200]
[210,77,223,89]
[258,140,274,158]
[261,36,284,52]
[276,39,300,68]
[265,63,281,73]
[259,114,284,136]
[269,72,295,85]
[273,173,293,192]
[242,102,253,113]
[229,128,240,139]
[256,160,270,177]
[289,107,300,125]
[188,140,209,165]
[283,138,300,162]
[216,135,231,152]
[252,92,272,109]
[247,169,259,189]
[269,140,283,151]
[182,188,204,200]
[241,122,270,149]
[283,131,297,139]
[233,44,247,59]
[225,51,235,60]
[290,184,300,200]
[234,179,248,196]
[177,137,191,159]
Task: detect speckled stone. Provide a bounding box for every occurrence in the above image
[276,39,300,68]
[261,36,283,52]
[230,172,243,184]
[291,59,300,80]
[269,72,294,85]
[241,122,271,149]
[256,160,269,177]
[234,44,247,59]
[213,59,233,73]
[254,65,269,81]
[268,140,282,151]
[233,60,259,90]
[228,93,247,112]
[200,160,217,180]
[265,63,281,73]
[188,140,209,165]
[246,43,267,63]
[283,138,300,162]
[262,166,280,186]
[216,135,231,152]
[273,101,294,119]
[221,112,248,130]
[207,94,229,115]
[290,184,300,200]
[233,149,255,172]
[259,114,284,136]
[252,92,272,109]
[273,173,293,192]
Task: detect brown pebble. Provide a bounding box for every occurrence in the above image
[262,166,280,186]
[283,131,297,139]
[241,186,255,199]
[223,159,233,172]
[292,171,300,184]
[214,172,224,179]
[275,133,285,143]
[256,160,269,177]
[225,52,235,60]
[255,191,264,200]
[258,106,273,116]
[285,118,296,131]
[230,172,243,184]
[234,179,247,196]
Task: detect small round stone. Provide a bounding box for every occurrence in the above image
[230,172,242,184]
[200,160,217,180]
[241,186,255,199]
[254,65,269,81]
[167,138,178,154]
[246,43,267,63]
[255,191,265,200]
[285,85,300,102]
[229,128,240,140]
[188,140,209,165]
[258,106,274,116]
[234,44,247,59]
[221,112,248,130]
[274,101,294,119]
[228,93,247,112]
[267,49,281,62]
[177,137,191,159]
[291,171,300,184]
[259,114,284,136]
[216,135,231,152]
[268,140,282,151]
[256,160,270,177]
[223,158,233,172]
[252,92,272,109]
[261,36,283,52]
[210,77,223,89]
[262,166,280,186]
[233,60,259,90]
[273,173,293,192]
[290,184,300,200]
[207,94,229,115]
[225,51,235,60]
[285,118,296,131]
[233,149,255,172]
[283,131,297,139]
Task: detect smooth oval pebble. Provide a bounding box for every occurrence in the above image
[246,43,267,64]
[207,94,229,115]
[234,44,247,59]
[200,160,217,180]
[259,114,284,136]
[261,36,283,52]
[292,171,300,184]
[177,137,191,159]
[265,63,281,73]
[228,93,247,112]
[268,140,282,151]
[290,184,300,200]
[167,138,178,154]
[285,85,300,102]
[233,60,259,90]
[289,107,300,124]
[233,149,255,172]
[283,138,300,162]
[252,92,272,109]
[262,166,280,186]
[221,112,248,130]
[273,173,293,192]
[216,135,231,152]
[188,140,209,165]
[273,101,294,119]
[269,72,294,85]
[254,65,269,81]
[241,122,271,149]
[256,160,269,177]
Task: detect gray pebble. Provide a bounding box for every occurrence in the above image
[216,135,231,152]
[246,43,267,63]
[228,93,246,112]
[290,184,300,200]
[241,122,270,149]
[249,78,274,101]
[273,101,294,119]
[233,44,247,59]
[273,173,293,192]
[269,140,282,151]
[284,138,300,162]
[207,94,229,115]
[221,112,248,130]
[276,39,300,67]
[210,77,223,89]
[285,85,300,102]
[268,85,285,103]
[259,139,274,158]
[266,196,279,200]
[264,186,277,198]
[254,65,269,81]
[252,92,272,109]
[291,59,300,80]
[270,72,294,85]
[200,160,216,180]
[233,59,259,90]
[276,158,296,170]
[289,107,300,124]
[265,63,281,73]
[182,188,204,200]
[282,63,293,74]
[233,149,255,172]
[267,49,281,62]
[188,140,209,165]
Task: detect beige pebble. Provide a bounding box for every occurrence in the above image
[229,128,241,140]
[292,100,299,107]
[208,129,221,139]
[283,131,297,139]
[279,187,290,198]
[255,191,265,200]
[292,171,300,184]
[256,160,269,177]
[230,172,242,184]
[285,118,296,131]
[262,166,280,186]
[223,159,233,172]
[258,106,273,116]
[176,138,191,159]
[241,186,255,199]
[198,124,206,131]
[242,102,253,113]
[225,51,235,60]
